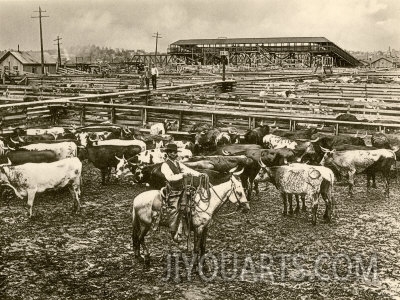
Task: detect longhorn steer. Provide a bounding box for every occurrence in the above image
[260,148,306,212]
[115,161,231,189]
[149,119,177,135]
[182,155,252,173]
[0,157,82,217]
[129,148,192,165]
[273,126,323,140]
[93,138,146,152]
[21,142,77,160]
[255,161,335,225]
[80,144,142,184]
[243,122,275,145]
[0,150,58,165]
[320,148,396,196]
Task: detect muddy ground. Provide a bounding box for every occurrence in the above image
[1,162,400,299]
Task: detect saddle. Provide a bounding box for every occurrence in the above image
[153,174,210,234]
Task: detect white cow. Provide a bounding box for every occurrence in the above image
[26,127,65,136]
[262,134,297,149]
[0,157,82,217]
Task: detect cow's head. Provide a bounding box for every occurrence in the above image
[319,147,335,166]
[114,156,138,180]
[77,132,89,147]
[261,149,294,166]
[122,126,133,138]
[164,119,178,131]
[254,159,273,183]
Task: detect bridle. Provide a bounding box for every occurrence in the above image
[194,176,246,216]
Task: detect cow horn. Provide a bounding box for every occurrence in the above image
[269,121,276,127]
[50,132,57,140]
[19,136,25,142]
[229,166,238,173]
[354,131,359,137]
[392,146,399,153]
[258,158,267,168]
[310,137,320,143]
[222,149,230,156]
[115,155,123,161]
[362,131,368,138]
[317,124,324,130]
[10,137,19,144]
[89,136,98,142]
[233,168,244,176]
[320,146,331,153]
[0,158,12,167]
[6,146,15,151]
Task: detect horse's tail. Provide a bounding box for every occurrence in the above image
[132,204,141,251]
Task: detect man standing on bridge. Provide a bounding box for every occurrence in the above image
[161,143,201,242]
[150,63,159,90]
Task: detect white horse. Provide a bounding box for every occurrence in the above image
[131,167,249,265]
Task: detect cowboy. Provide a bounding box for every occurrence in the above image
[160,143,201,242]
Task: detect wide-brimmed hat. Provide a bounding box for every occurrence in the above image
[164,143,178,152]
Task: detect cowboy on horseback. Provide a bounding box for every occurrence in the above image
[161,143,201,242]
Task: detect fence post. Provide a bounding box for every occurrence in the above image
[178,111,183,131]
[110,107,116,124]
[80,105,85,126]
[141,108,147,127]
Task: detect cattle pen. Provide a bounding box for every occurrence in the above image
[2,75,400,136]
[2,70,400,299]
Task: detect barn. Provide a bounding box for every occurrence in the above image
[0,50,58,75]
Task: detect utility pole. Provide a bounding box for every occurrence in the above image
[152,32,162,64]
[54,36,62,71]
[32,6,49,75]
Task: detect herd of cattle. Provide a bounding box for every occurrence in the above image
[0,119,399,225]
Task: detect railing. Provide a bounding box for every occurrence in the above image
[2,78,400,137]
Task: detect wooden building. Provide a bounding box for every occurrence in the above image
[0,51,57,75]
[369,57,395,69]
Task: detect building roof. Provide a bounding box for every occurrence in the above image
[370,57,394,64]
[0,51,57,65]
[171,37,331,46]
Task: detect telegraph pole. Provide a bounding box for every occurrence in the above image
[54,36,62,71]
[32,6,49,74]
[152,32,162,64]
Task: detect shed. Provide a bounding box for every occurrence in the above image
[0,51,58,75]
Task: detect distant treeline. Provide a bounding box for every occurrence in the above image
[65,45,163,63]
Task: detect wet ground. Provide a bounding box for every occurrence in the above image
[1,162,400,299]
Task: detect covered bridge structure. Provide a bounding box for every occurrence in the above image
[168,37,359,68]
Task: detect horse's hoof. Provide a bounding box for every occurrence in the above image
[144,255,151,267]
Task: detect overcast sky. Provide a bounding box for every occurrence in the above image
[0,0,399,52]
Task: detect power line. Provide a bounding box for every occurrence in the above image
[54,36,62,70]
[152,32,163,61]
[31,6,49,74]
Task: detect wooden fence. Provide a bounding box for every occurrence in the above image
[2,78,400,137]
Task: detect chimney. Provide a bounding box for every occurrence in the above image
[18,44,20,52]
